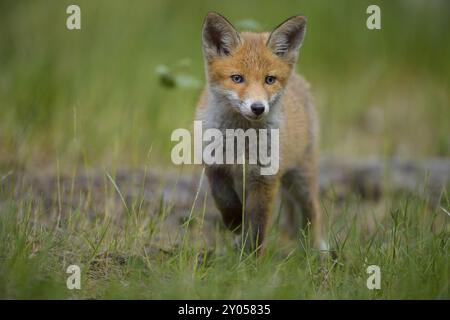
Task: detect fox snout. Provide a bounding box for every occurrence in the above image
[240,99,269,120]
[250,102,265,116]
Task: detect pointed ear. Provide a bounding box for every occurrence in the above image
[267,16,306,64]
[202,12,240,61]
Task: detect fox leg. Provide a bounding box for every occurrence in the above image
[282,163,327,252]
[206,166,243,233]
[280,185,301,239]
[243,176,278,254]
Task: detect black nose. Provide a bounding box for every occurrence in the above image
[250,103,265,116]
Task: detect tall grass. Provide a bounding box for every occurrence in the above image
[0,0,449,171]
[0,173,448,298]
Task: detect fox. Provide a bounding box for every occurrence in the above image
[196,12,328,255]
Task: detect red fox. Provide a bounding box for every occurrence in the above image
[196,12,327,254]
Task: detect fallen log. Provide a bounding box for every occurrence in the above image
[3,157,449,217]
[318,156,449,205]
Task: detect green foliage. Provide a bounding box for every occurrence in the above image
[0,1,449,170]
[0,181,448,299]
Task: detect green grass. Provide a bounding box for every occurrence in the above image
[0,1,449,170]
[0,1,449,299]
[0,175,448,299]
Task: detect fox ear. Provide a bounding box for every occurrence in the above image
[202,12,240,61]
[267,16,306,64]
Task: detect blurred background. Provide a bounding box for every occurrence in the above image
[0,0,449,173]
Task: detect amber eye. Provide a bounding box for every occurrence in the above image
[265,75,276,85]
[231,74,244,83]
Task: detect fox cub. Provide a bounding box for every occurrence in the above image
[196,12,327,254]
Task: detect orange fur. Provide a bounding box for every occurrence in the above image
[196,12,327,255]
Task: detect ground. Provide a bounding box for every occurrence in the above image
[0,164,448,299]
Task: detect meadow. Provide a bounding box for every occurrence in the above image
[0,0,449,299]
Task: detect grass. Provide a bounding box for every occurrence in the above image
[0,172,448,299]
[0,1,449,299]
[1,1,449,170]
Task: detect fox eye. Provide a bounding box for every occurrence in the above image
[231,74,244,83]
[265,75,276,85]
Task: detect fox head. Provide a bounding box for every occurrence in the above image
[202,12,306,121]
